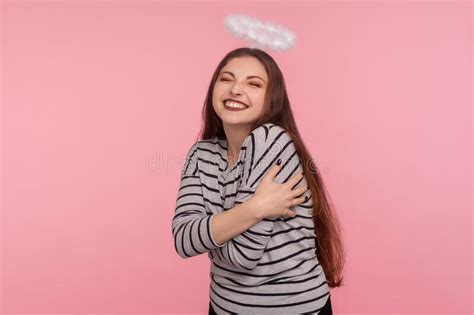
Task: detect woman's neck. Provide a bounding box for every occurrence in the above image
[223,124,252,166]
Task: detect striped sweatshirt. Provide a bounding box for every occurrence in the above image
[171,122,331,314]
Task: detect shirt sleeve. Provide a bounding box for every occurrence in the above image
[210,123,308,271]
[171,142,226,259]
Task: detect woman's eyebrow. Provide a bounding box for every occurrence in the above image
[220,71,266,83]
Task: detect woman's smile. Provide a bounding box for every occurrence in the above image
[224,100,249,111]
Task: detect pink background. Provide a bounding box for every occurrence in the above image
[1,1,472,314]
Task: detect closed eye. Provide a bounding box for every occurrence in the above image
[220,78,261,87]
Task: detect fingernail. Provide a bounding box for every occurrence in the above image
[276,159,282,165]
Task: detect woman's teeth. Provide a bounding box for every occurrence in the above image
[225,101,248,109]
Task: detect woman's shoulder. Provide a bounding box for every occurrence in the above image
[240,123,299,188]
[195,137,225,159]
[184,137,220,153]
[245,122,292,149]
[181,137,224,176]
[181,141,200,177]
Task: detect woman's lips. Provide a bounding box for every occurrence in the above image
[224,104,248,111]
[224,101,249,111]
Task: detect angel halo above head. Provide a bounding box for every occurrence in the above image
[223,14,296,52]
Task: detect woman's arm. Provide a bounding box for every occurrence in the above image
[172,124,306,272]
[172,142,225,257]
[208,123,306,271]
[209,193,262,246]
[210,160,302,244]
[172,162,271,269]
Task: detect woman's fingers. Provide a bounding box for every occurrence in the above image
[279,173,308,218]
[290,185,309,198]
[283,208,296,218]
[290,195,307,207]
[262,160,282,183]
[285,172,304,189]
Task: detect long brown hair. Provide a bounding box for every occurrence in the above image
[198,47,345,287]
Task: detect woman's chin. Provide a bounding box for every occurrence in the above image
[221,117,253,125]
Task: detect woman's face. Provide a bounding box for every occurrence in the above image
[212,56,268,128]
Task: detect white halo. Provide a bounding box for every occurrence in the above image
[224,14,296,51]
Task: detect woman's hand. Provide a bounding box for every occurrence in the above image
[250,161,309,220]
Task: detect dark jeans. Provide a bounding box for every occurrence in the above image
[208,296,332,314]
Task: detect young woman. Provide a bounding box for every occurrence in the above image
[172,47,345,314]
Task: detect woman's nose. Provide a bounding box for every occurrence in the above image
[230,82,243,95]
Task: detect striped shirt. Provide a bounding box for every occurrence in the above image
[172,122,331,314]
